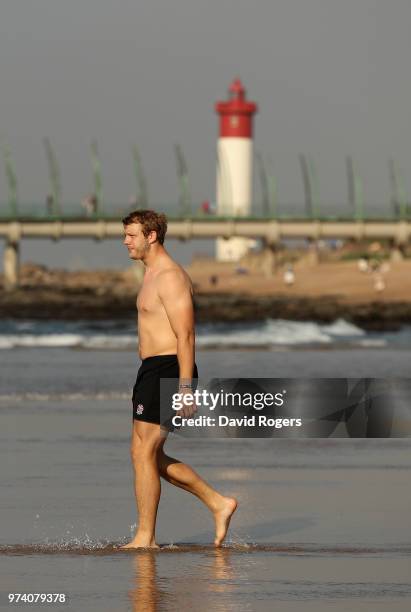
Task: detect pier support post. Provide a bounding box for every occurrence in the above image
[306,240,320,265]
[260,242,278,277]
[390,238,405,262]
[3,239,20,291]
[390,246,404,262]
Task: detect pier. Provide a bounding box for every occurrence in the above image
[0,215,410,290]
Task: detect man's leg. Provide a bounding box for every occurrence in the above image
[121,420,166,549]
[156,437,237,546]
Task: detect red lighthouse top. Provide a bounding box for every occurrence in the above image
[215,78,258,138]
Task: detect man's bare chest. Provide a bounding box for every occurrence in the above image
[137,280,162,314]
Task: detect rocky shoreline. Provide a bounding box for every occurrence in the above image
[194,293,411,331]
[1,286,411,331]
[1,263,410,331]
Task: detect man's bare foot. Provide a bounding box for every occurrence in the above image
[213,497,238,547]
[120,536,159,550]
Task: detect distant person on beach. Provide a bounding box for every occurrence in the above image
[120,210,237,549]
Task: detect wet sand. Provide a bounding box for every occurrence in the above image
[2,546,410,611]
[1,393,411,610]
[1,349,410,610]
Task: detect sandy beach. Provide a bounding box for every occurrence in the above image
[187,257,411,304]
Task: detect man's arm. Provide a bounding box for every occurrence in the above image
[157,269,195,386]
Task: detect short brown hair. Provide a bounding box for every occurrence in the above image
[122,209,168,245]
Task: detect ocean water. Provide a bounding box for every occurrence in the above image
[1,320,410,610]
[1,317,411,350]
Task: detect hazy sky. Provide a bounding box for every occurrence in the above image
[1,0,411,266]
[0,0,411,209]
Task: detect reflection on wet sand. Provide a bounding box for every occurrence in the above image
[207,548,236,596]
[128,553,161,612]
[128,548,237,610]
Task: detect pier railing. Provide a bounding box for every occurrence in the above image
[0,215,409,290]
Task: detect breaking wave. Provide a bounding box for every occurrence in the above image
[0,318,410,350]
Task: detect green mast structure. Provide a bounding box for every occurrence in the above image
[174,143,192,218]
[299,154,313,218]
[43,137,62,216]
[354,166,364,221]
[2,140,18,217]
[346,156,364,220]
[90,140,103,216]
[308,157,320,219]
[346,156,355,217]
[132,145,148,209]
[354,174,364,221]
[299,154,321,219]
[389,158,408,220]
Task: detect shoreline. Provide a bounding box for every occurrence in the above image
[0,287,410,331]
[1,260,410,331]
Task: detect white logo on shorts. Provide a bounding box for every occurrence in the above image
[136,404,144,415]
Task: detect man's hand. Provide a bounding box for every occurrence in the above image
[176,388,198,419]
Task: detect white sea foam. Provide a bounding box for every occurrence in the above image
[196,318,365,347]
[0,391,130,401]
[357,339,388,347]
[0,334,84,348]
[322,318,365,337]
[0,319,406,350]
[0,333,135,350]
[81,335,136,350]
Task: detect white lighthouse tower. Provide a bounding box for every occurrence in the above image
[215,78,258,261]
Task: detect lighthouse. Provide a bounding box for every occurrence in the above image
[215,78,258,261]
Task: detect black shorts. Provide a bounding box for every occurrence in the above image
[132,354,199,430]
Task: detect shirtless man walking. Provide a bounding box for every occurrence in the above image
[120,210,237,549]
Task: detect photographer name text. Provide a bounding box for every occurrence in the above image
[172,415,302,428]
